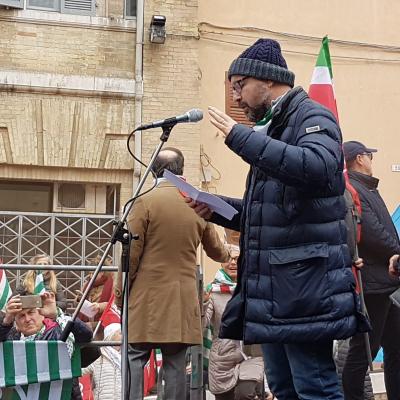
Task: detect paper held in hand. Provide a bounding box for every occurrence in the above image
[163,170,238,221]
[80,299,97,318]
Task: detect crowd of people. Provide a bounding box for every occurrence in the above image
[1,36,400,400]
[0,254,122,400]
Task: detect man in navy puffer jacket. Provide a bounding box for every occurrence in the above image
[188,39,368,399]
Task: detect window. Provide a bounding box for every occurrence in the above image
[0,181,52,213]
[0,0,23,8]
[27,0,59,11]
[225,72,253,127]
[0,0,95,15]
[125,0,136,17]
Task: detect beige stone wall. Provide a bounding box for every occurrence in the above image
[0,92,135,169]
[0,7,138,204]
[141,0,201,186]
[0,0,203,211]
[0,19,135,77]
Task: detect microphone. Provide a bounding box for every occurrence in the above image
[136,109,203,131]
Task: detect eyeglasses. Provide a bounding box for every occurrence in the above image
[231,77,250,94]
[360,152,373,160]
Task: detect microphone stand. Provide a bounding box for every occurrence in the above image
[60,123,176,400]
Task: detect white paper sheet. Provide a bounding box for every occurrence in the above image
[163,170,238,221]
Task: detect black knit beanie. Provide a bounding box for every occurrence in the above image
[228,38,295,87]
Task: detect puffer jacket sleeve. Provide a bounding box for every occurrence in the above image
[81,359,96,378]
[359,196,400,260]
[225,112,343,190]
[202,296,214,329]
[70,318,93,343]
[0,321,13,341]
[210,196,242,231]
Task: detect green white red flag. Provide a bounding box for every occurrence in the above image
[308,36,362,293]
[308,36,339,122]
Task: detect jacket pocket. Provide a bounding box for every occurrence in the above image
[268,243,331,319]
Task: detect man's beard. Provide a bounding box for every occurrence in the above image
[240,101,270,123]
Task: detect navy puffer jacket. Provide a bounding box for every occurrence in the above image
[213,87,366,344]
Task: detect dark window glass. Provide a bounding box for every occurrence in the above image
[0,181,52,213]
[126,0,136,17]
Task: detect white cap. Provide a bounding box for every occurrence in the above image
[104,323,121,340]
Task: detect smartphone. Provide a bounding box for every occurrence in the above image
[390,288,400,309]
[20,295,43,309]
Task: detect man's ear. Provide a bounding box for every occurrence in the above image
[265,80,274,88]
[355,154,364,167]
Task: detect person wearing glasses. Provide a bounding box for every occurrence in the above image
[203,245,271,400]
[342,141,400,399]
[187,38,367,399]
[21,254,67,311]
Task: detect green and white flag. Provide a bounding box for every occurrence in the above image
[34,271,46,295]
[0,269,12,311]
[0,341,81,400]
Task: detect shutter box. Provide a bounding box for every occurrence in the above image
[225,72,253,127]
[61,0,95,15]
[0,0,23,9]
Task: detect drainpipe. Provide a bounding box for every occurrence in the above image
[133,0,144,191]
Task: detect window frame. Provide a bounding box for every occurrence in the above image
[0,0,24,8]
[124,0,136,19]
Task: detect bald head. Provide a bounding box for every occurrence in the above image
[153,147,184,177]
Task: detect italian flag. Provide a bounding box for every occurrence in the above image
[34,271,46,295]
[0,268,12,312]
[0,341,81,400]
[308,36,363,292]
[308,36,339,122]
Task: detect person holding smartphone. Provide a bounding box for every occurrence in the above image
[0,290,93,400]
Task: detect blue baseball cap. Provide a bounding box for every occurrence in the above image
[343,141,377,162]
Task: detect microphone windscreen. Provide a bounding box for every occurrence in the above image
[187,109,203,123]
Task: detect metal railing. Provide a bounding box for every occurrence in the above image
[0,262,206,399]
[0,211,116,304]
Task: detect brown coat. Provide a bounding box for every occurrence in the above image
[125,181,229,345]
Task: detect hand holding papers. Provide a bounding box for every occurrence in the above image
[163,170,238,220]
[80,299,98,319]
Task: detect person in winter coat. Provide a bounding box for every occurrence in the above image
[187,38,367,399]
[119,147,230,400]
[22,253,67,310]
[0,290,92,400]
[76,255,115,330]
[334,339,374,400]
[82,323,121,400]
[203,245,269,400]
[342,141,400,400]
